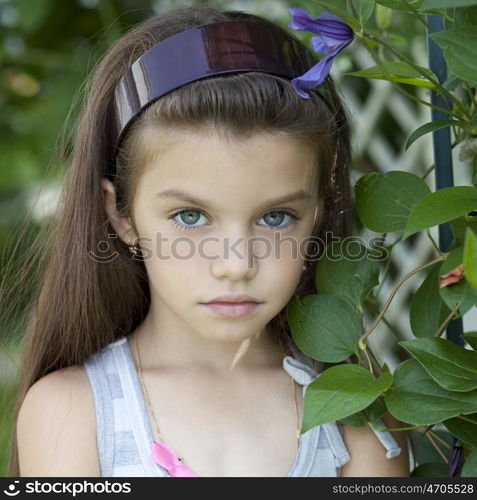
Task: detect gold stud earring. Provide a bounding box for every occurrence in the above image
[128,239,140,257]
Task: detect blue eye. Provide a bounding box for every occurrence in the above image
[169,209,209,231]
[262,210,301,229]
[168,209,299,231]
[259,211,295,228]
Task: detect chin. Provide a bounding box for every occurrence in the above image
[200,324,264,344]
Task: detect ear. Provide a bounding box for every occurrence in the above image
[101,177,137,246]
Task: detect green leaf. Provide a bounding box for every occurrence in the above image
[463,228,477,289]
[350,0,375,26]
[411,463,448,477]
[301,364,392,433]
[287,294,362,363]
[461,448,477,477]
[405,120,468,150]
[314,238,380,309]
[313,1,359,28]
[399,338,477,391]
[355,171,431,233]
[450,213,477,247]
[422,0,477,7]
[410,263,451,338]
[384,359,477,425]
[464,332,477,350]
[375,4,392,30]
[375,0,422,10]
[430,27,477,82]
[455,6,477,26]
[443,75,464,91]
[403,186,477,240]
[439,247,477,315]
[338,396,388,426]
[444,414,477,447]
[346,61,438,89]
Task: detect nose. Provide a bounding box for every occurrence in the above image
[211,231,258,282]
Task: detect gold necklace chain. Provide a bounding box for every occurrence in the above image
[133,335,300,465]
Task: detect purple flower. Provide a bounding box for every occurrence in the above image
[288,8,354,99]
[447,440,464,477]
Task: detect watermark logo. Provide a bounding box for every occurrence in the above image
[88,231,389,266]
[3,481,20,497]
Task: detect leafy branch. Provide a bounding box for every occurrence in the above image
[359,255,446,345]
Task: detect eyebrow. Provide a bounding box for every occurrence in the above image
[154,188,313,207]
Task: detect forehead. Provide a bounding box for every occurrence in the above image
[136,126,319,204]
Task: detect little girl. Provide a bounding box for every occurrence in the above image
[9,6,409,477]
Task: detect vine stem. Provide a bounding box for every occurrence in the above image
[361,32,471,120]
[425,227,441,254]
[372,424,425,432]
[372,238,398,298]
[421,139,459,181]
[359,34,456,118]
[422,163,435,180]
[356,312,388,374]
[434,302,462,337]
[359,255,446,344]
[365,297,403,340]
[372,231,416,301]
[365,342,383,372]
[457,414,477,425]
[427,430,452,450]
[425,429,449,463]
[361,345,374,374]
[378,314,402,339]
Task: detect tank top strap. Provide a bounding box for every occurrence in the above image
[321,422,351,467]
[282,355,317,385]
[83,346,115,476]
[368,419,402,458]
[84,336,169,477]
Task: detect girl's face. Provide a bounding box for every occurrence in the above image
[109,127,320,345]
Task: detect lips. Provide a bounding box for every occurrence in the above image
[200,295,263,318]
[202,294,262,304]
[201,302,261,318]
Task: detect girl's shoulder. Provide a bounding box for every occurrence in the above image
[339,412,410,476]
[16,364,100,476]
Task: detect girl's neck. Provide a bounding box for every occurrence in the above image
[129,309,286,375]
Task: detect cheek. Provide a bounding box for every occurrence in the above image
[265,229,309,267]
[143,256,204,305]
[264,255,304,297]
[144,249,203,278]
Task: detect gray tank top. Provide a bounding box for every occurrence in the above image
[84,335,401,477]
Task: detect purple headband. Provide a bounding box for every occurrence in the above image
[109,21,315,153]
[108,10,353,174]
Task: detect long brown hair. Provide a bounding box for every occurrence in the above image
[5,6,353,476]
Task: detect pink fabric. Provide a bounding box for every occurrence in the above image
[151,440,201,477]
